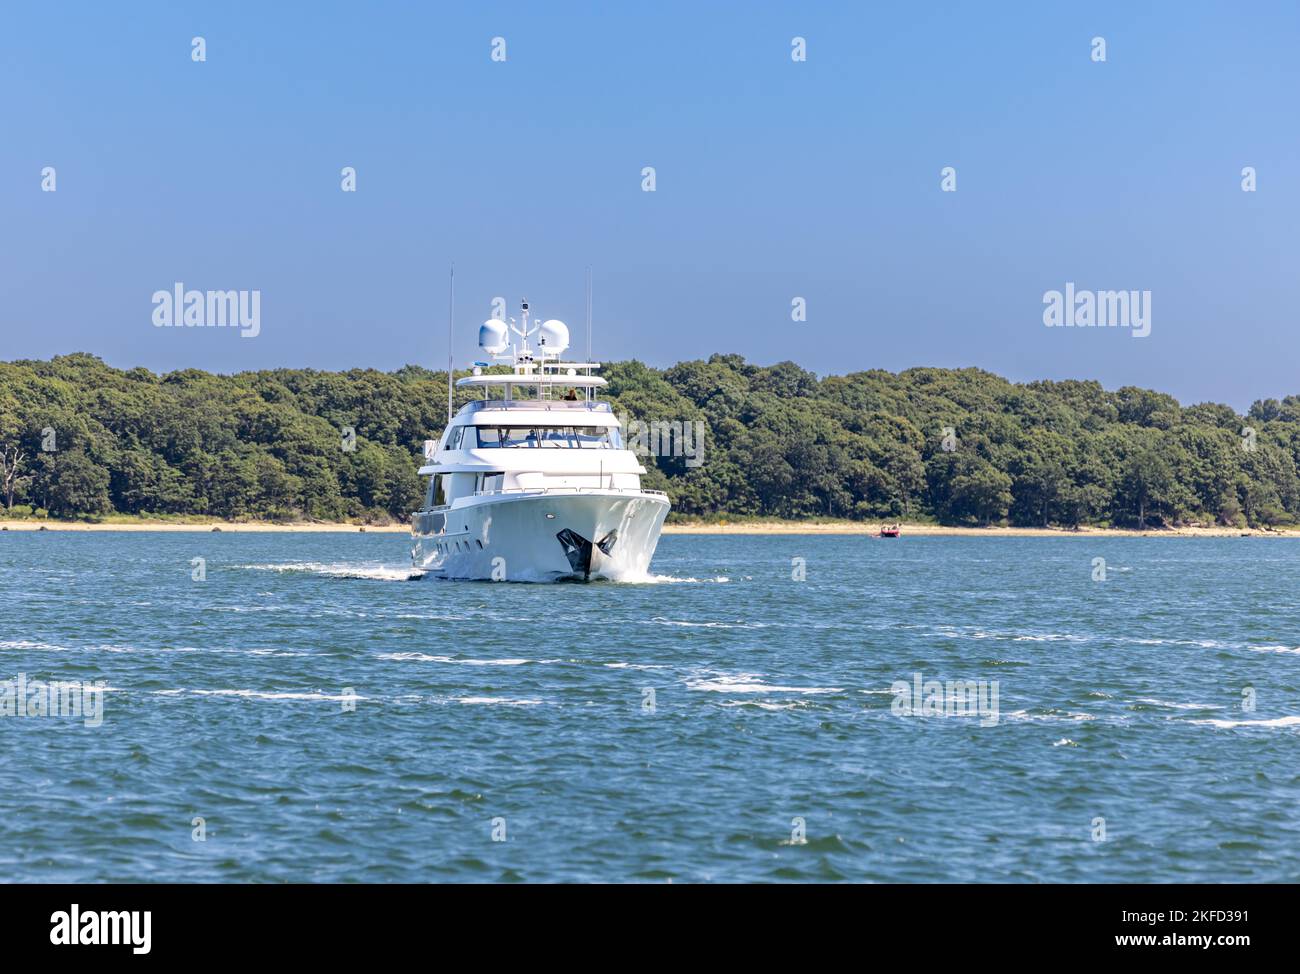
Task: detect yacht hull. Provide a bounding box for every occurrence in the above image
[411,491,670,582]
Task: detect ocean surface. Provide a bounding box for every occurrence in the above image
[1,531,1298,883]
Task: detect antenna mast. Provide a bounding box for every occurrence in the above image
[447,264,454,424]
[585,266,592,403]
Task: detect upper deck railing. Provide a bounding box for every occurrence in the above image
[460,399,613,414]
[469,486,668,498]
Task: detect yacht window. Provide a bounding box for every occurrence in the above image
[576,426,622,449]
[470,426,531,449]
[482,473,504,493]
[445,427,464,450]
[470,426,620,449]
[538,427,575,447]
[425,475,448,509]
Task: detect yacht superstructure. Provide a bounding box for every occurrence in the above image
[411,299,670,581]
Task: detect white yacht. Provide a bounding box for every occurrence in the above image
[411,299,670,581]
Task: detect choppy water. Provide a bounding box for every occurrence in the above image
[1,532,1298,882]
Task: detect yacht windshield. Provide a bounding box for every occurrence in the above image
[470,426,622,449]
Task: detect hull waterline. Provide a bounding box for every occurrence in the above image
[412,490,669,582]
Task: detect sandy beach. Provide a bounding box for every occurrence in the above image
[0,517,1289,537]
[661,521,1288,538]
[0,519,409,533]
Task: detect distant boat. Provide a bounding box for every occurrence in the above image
[878,524,900,538]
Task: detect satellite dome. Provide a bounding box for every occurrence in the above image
[538,319,569,356]
[478,318,509,355]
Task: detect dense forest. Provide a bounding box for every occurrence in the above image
[2,352,1300,529]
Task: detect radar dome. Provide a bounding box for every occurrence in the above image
[478,318,509,355]
[538,319,569,356]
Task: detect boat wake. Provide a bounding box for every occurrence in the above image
[238,562,426,582]
[616,572,731,584]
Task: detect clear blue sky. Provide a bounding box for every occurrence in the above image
[1,1,1296,410]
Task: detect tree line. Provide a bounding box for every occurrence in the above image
[2,352,1298,528]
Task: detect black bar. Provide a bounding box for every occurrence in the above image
[0,883,1280,960]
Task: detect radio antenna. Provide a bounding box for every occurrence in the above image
[585,266,592,402]
[447,264,455,424]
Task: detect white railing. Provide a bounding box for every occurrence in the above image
[469,486,668,498]
[462,400,613,413]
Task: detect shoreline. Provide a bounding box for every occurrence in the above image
[662,521,1288,537]
[0,518,1289,538]
[0,519,409,534]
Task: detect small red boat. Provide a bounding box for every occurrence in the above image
[878,524,901,538]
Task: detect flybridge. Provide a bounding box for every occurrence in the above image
[456,297,606,398]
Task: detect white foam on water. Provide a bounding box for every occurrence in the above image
[932,626,1088,644]
[377,652,539,666]
[686,671,843,695]
[456,696,543,706]
[1002,710,1097,723]
[604,662,671,670]
[1131,637,1238,651]
[648,617,762,629]
[0,639,65,652]
[106,643,168,655]
[5,639,313,659]
[1134,697,1220,711]
[718,700,805,711]
[1189,637,1290,654]
[185,689,363,701]
[87,643,197,655]
[239,562,424,581]
[1189,715,1300,729]
[616,572,730,584]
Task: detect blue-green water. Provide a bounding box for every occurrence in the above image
[1,532,1297,882]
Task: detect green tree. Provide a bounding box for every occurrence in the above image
[44,449,111,516]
